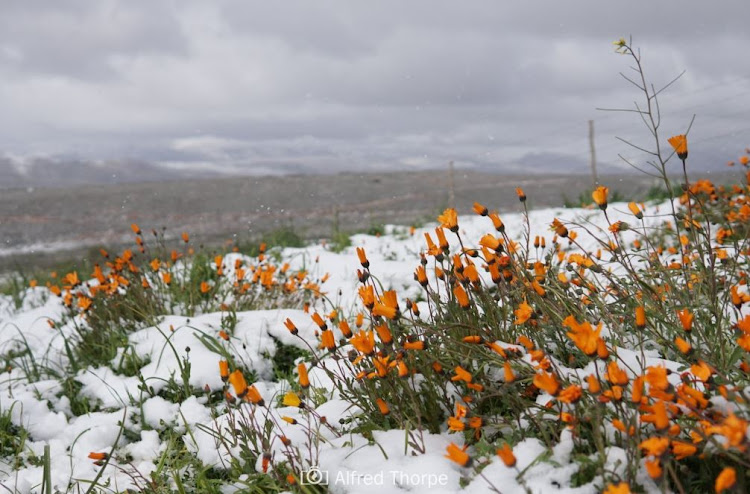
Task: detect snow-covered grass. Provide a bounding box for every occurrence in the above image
[4,38,750,494]
[1,162,749,494]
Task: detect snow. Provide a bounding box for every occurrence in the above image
[0,201,689,493]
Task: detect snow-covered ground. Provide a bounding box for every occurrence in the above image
[0,202,680,493]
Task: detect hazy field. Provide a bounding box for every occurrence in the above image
[0,169,728,271]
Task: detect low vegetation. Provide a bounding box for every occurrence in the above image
[1,39,749,494]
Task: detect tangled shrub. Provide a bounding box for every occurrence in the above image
[263,39,750,493]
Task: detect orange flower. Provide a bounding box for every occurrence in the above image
[719,413,747,448]
[380,290,400,311]
[612,419,628,434]
[403,339,426,351]
[62,271,80,287]
[514,301,533,325]
[424,233,441,257]
[284,318,298,336]
[668,134,688,160]
[372,303,398,320]
[219,360,229,382]
[375,324,393,344]
[246,385,264,405]
[438,208,459,232]
[645,366,669,391]
[597,339,610,359]
[645,458,662,479]
[639,436,669,456]
[497,443,516,467]
[181,232,190,243]
[88,452,108,461]
[551,218,568,238]
[603,483,631,494]
[350,330,375,355]
[77,296,93,311]
[453,284,471,309]
[605,361,629,386]
[131,223,141,235]
[517,335,535,351]
[297,363,310,388]
[564,316,602,356]
[586,374,601,394]
[376,398,390,416]
[356,247,369,268]
[533,371,560,396]
[488,212,505,232]
[473,202,488,216]
[690,360,712,382]
[671,440,697,460]
[635,306,646,329]
[503,361,515,383]
[676,309,694,332]
[228,370,248,397]
[715,467,736,493]
[641,400,669,430]
[677,384,708,410]
[339,320,352,338]
[479,234,502,252]
[150,258,161,272]
[414,266,428,286]
[601,385,623,402]
[445,443,472,467]
[447,416,465,431]
[435,227,449,251]
[628,202,643,219]
[359,285,376,309]
[311,312,328,330]
[592,185,609,210]
[557,384,582,404]
[320,330,336,350]
[397,361,409,378]
[516,187,526,202]
[452,366,473,383]
[675,337,692,354]
[631,375,644,403]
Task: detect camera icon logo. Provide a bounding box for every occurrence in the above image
[301,466,329,485]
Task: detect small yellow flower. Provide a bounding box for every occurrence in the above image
[613,37,627,54]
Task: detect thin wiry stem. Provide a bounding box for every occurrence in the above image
[616,154,662,178]
[615,136,658,155]
[595,107,649,114]
[653,70,686,98]
[619,72,645,91]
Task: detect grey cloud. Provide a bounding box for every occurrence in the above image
[0,0,187,80]
[0,0,748,188]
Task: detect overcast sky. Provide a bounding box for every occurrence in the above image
[1,1,749,186]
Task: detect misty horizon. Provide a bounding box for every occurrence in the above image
[1,1,749,189]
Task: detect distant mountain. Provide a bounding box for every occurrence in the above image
[0,155,217,189]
